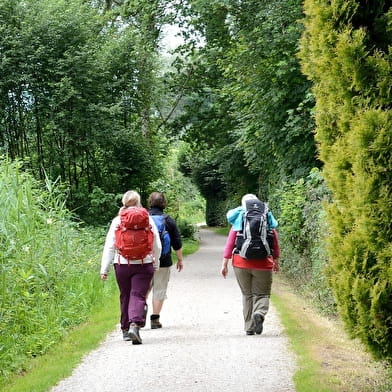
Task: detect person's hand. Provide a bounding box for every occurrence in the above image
[221,258,229,278]
[177,259,183,271]
[221,265,228,278]
[100,274,108,281]
[273,258,280,272]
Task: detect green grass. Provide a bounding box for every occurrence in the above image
[181,237,199,256]
[211,226,230,236]
[271,291,339,392]
[271,276,392,392]
[3,279,118,392]
[0,159,119,384]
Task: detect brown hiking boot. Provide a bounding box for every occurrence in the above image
[150,315,162,329]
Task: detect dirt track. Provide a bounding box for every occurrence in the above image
[51,228,296,392]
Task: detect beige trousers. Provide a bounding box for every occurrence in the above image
[233,267,273,332]
[152,266,171,301]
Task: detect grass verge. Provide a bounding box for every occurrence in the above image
[3,279,118,392]
[272,276,392,392]
[181,237,199,257]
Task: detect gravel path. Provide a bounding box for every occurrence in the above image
[51,228,296,392]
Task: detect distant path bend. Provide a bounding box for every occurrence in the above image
[51,228,296,392]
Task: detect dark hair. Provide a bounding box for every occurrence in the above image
[148,192,167,209]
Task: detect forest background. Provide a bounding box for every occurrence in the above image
[0,0,391,386]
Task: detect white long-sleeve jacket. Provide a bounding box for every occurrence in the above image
[100,214,162,275]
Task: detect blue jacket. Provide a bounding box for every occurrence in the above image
[148,207,182,268]
[226,206,278,231]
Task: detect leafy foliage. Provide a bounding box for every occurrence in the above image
[222,0,319,189]
[299,0,392,360]
[270,169,335,313]
[0,0,166,223]
[169,0,319,223]
[146,144,206,234]
[0,159,116,384]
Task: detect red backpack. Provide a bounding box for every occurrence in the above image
[114,207,154,263]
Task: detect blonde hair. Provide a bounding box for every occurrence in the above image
[119,190,142,213]
[241,193,258,209]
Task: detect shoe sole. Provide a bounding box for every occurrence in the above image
[253,313,264,335]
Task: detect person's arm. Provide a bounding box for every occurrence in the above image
[221,258,230,278]
[100,218,118,280]
[166,215,183,271]
[221,228,237,278]
[175,248,184,271]
[272,229,280,272]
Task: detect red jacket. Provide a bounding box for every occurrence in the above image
[223,227,280,270]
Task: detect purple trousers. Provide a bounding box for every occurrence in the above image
[114,263,154,330]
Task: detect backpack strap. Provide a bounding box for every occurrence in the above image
[259,202,270,254]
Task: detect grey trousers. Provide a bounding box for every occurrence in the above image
[233,267,273,332]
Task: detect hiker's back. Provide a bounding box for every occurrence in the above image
[115,207,154,261]
[235,199,271,260]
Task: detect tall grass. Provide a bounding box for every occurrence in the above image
[0,158,116,385]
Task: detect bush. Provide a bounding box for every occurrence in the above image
[0,158,116,384]
[176,218,196,239]
[270,168,335,314]
[299,0,392,360]
[85,187,120,226]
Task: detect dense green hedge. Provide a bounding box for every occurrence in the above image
[0,159,116,384]
[299,1,392,360]
[270,169,335,314]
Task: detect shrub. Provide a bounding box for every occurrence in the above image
[176,218,196,239]
[270,168,335,314]
[0,158,115,384]
[299,0,392,360]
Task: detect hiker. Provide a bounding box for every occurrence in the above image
[100,190,162,345]
[221,193,280,335]
[147,192,184,329]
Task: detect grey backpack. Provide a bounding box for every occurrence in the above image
[235,199,272,259]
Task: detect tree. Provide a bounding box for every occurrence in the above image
[221,0,319,192]
[0,0,169,223]
[170,0,318,221]
[299,0,392,360]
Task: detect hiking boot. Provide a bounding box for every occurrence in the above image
[122,329,131,341]
[150,314,162,329]
[128,323,142,345]
[140,304,148,328]
[246,330,255,335]
[253,313,264,335]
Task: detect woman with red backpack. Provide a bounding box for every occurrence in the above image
[100,190,162,345]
